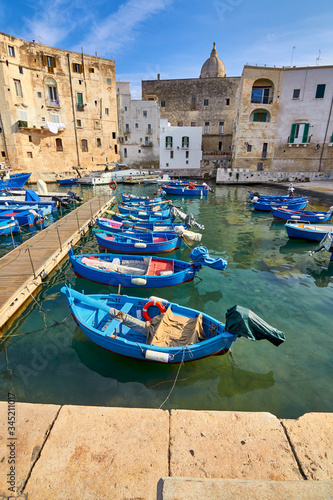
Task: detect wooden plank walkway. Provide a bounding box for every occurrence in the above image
[0,195,115,332]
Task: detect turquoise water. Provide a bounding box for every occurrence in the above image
[0,183,332,418]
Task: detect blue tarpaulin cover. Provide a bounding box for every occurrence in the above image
[189,246,227,270]
[25,190,40,202]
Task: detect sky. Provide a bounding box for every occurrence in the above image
[1,0,333,98]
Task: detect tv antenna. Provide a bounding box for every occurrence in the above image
[290,46,296,66]
[316,50,321,65]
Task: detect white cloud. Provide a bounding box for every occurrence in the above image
[76,0,172,56]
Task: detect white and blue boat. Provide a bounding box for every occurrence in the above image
[121,194,164,204]
[272,206,333,223]
[0,165,31,191]
[93,229,182,254]
[253,197,309,212]
[285,222,333,241]
[162,183,210,196]
[61,285,285,364]
[96,217,187,235]
[68,247,227,288]
[0,219,20,236]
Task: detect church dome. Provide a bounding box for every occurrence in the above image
[200,42,226,78]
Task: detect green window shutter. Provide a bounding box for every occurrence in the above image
[253,113,257,122]
[171,137,173,148]
[182,137,185,148]
[262,113,267,123]
[289,123,296,143]
[331,132,333,143]
[302,123,310,143]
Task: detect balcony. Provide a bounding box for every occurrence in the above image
[77,103,85,111]
[141,142,153,147]
[287,136,311,145]
[47,99,60,108]
[18,120,28,128]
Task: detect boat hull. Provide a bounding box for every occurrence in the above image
[0,219,20,236]
[162,185,209,196]
[253,199,309,211]
[272,207,332,223]
[285,222,333,241]
[96,217,186,235]
[0,173,31,191]
[93,230,182,254]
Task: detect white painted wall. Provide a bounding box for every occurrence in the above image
[160,119,202,169]
[275,67,333,147]
[117,83,160,166]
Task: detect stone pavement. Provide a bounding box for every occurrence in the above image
[263,180,333,200]
[0,403,332,499]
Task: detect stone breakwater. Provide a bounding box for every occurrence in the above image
[0,403,332,499]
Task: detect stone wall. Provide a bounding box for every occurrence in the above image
[216,167,333,184]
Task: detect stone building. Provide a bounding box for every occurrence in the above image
[116,82,160,168]
[142,43,240,164]
[232,65,333,172]
[0,32,119,178]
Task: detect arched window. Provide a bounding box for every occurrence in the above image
[45,77,59,107]
[251,79,274,104]
[182,136,189,148]
[250,109,271,122]
[56,138,63,151]
[81,139,88,152]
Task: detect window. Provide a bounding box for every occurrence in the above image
[27,152,33,158]
[18,110,28,127]
[204,99,209,106]
[148,124,151,133]
[29,135,32,142]
[89,67,94,73]
[257,163,263,171]
[114,145,117,154]
[191,95,197,110]
[97,138,101,147]
[191,122,196,127]
[166,136,173,148]
[81,139,88,152]
[8,46,15,57]
[78,80,82,85]
[105,108,109,115]
[315,84,326,99]
[247,144,252,152]
[106,78,112,84]
[95,100,98,106]
[124,106,127,111]
[251,82,273,104]
[45,77,58,106]
[218,141,222,151]
[37,92,42,98]
[125,124,130,132]
[204,122,210,134]
[262,142,268,159]
[186,160,189,164]
[43,55,56,73]
[125,136,128,141]
[143,111,147,117]
[138,149,141,153]
[289,123,310,144]
[253,112,267,122]
[77,119,82,127]
[135,123,138,128]
[161,101,165,107]
[56,138,63,151]
[19,66,23,74]
[72,63,82,73]
[145,137,149,146]
[124,148,127,158]
[51,114,60,123]
[293,89,300,99]
[112,132,116,139]
[219,121,224,134]
[14,80,23,97]
[225,98,230,105]
[177,122,183,127]
[170,151,174,159]
[1,152,6,157]
[182,136,189,148]
[77,92,83,104]
[185,151,189,159]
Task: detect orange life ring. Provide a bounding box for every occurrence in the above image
[142,299,166,321]
[109,181,117,190]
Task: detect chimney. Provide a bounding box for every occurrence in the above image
[157,73,160,80]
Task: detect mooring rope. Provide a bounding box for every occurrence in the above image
[158,347,186,409]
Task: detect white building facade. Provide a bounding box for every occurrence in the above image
[273,66,333,172]
[160,119,202,169]
[117,82,160,168]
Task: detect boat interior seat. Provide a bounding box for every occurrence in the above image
[100,302,133,337]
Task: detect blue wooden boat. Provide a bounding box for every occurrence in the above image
[93,229,182,254]
[112,211,174,223]
[121,194,164,203]
[0,219,20,236]
[118,204,171,217]
[248,190,294,200]
[96,217,187,234]
[285,222,333,241]
[0,208,38,226]
[57,178,79,185]
[0,168,31,191]
[68,247,227,288]
[272,207,333,223]
[162,183,210,196]
[253,198,309,212]
[61,285,285,364]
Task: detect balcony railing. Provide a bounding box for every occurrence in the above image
[287,136,311,144]
[251,93,273,105]
[77,103,85,111]
[47,99,60,107]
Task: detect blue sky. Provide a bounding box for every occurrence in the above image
[1,0,333,97]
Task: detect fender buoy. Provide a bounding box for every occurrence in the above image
[109,181,117,190]
[188,183,195,190]
[142,299,166,321]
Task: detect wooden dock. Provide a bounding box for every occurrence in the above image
[0,195,115,332]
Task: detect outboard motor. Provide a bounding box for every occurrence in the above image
[52,196,70,209]
[67,191,83,202]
